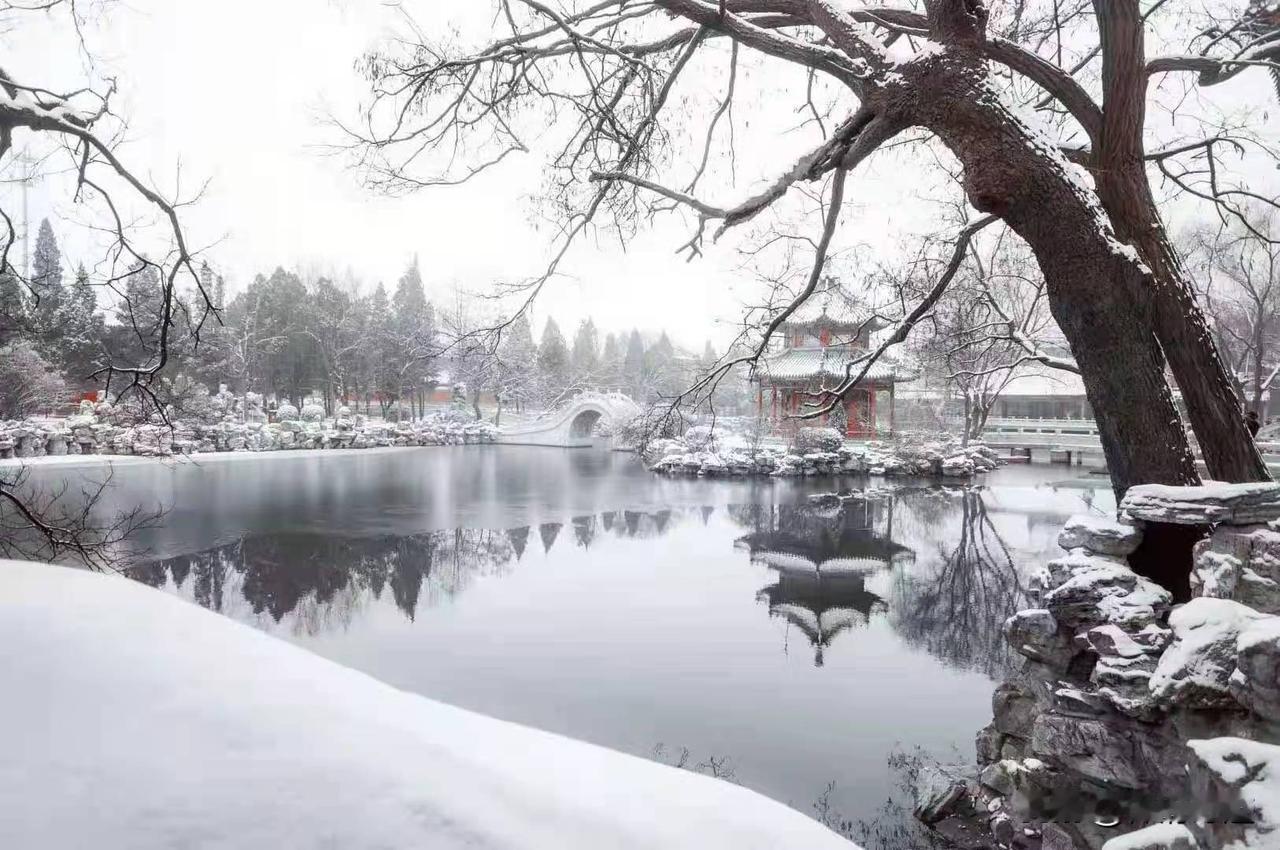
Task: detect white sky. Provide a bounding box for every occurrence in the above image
[4,0,1277,349]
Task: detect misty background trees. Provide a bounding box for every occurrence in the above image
[0,218,731,420]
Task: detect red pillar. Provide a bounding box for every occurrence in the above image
[889,383,896,436]
[869,387,877,438]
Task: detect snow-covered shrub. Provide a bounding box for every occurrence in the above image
[683,424,718,451]
[0,341,67,419]
[276,402,299,421]
[300,402,325,422]
[789,426,843,454]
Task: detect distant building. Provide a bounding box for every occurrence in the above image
[991,369,1092,420]
[752,310,917,437]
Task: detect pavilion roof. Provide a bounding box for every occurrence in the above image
[755,348,919,384]
[779,299,883,328]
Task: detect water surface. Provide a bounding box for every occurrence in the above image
[19,448,1116,844]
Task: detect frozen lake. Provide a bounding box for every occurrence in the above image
[19,447,1116,846]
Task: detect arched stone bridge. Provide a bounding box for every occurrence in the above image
[497,391,643,448]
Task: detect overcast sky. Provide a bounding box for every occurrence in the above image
[6,0,1277,349]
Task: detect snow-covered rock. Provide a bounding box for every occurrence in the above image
[1191,525,1280,615]
[1149,598,1266,711]
[0,406,498,461]
[0,560,856,850]
[1003,608,1074,670]
[1232,617,1280,721]
[1042,556,1171,632]
[648,432,1003,479]
[1058,514,1143,557]
[1187,737,1280,850]
[1121,482,1280,526]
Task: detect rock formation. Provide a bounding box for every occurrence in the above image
[923,484,1280,850]
[0,396,496,459]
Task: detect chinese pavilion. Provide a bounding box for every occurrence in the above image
[753,310,917,437]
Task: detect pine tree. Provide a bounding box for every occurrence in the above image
[644,332,677,400]
[367,282,396,412]
[59,265,106,388]
[570,318,599,382]
[30,218,67,360]
[392,257,428,317]
[601,332,621,388]
[537,317,570,394]
[623,329,645,397]
[390,259,435,412]
[497,313,539,411]
[0,267,27,346]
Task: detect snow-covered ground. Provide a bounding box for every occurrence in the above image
[0,560,856,849]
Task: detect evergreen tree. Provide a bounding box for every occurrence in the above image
[0,267,27,346]
[59,264,106,388]
[392,258,428,317]
[497,313,539,411]
[30,218,67,359]
[389,259,435,413]
[109,263,167,368]
[537,317,570,394]
[600,332,621,388]
[570,318,599,382]
[367,282,397,412]
[623,329,645,396]
[644,332,677,400]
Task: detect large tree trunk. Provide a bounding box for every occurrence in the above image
[1090,0,1269,483]
[889,52,1199,495]
[1096,176,1267,480]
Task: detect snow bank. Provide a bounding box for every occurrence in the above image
[0,560,855,850]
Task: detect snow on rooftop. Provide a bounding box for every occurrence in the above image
[757,348,917,383]
[0,560,857,850]
[998,368,1087,398]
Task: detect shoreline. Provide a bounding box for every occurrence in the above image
[0,444,442,471]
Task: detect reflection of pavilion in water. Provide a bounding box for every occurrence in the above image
[736,496,915,666]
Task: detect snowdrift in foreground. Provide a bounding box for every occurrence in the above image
[0,561,856,850]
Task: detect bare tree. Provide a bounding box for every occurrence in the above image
[895,212,1074,442]
[0,0,208,565]
[345,0,1280,497]
[0,465,163,570]
[1189,201,1280,415]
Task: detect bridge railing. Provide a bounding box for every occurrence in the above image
[983,417,1100,436]
[982,417,1280,466]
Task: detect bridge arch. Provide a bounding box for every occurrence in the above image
[568,408,604,439]
[497,392,642,447]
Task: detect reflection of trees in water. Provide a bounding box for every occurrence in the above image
[131,529,513,630]
[130,507,711,632]
[889,489,1027,677]
[132,491,1024,677]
